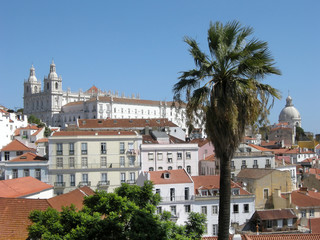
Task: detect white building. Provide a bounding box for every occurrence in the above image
[48,130,142,195]
[0,107,28,149]
[140,131,199,176]
[231,143,275,177]
[23,62,187,131]
[137,170,255,237]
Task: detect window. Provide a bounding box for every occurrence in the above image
[70,174,75,186]
[264,189,269,199]
[120,142,125,154]
[35,169,41,180]
[56,143,63,155]
[156,188,160,196]
[101,173,108,182]
[233,204,239,213]
[170,188,175,201]
[101,157,107,167]
[243,204,249,213]
[168,166,173,170]
[12,169,18,179]
[149,167,154,171]
[201,206,207,215]
[69,143,74,155]
[287,218,293,227]
[186,152,191,159]
[82,173,88,183]
[309,209,315,217]
[81,143,87,155]
[130,172,135,182]
[178,166,182,169]
[157,207,162,214]
[177,152,182,160]
[212,205,218,214]
[121,173,126,183]
[241,160,246,167]
[69,157,75,168]
[101,142,107,154]
[301,210,306,217]
[167,152,173,162]
[267,220,272,228]
[16,151,23,156]
[120,156,125,167]
[277,219,283,228]
[185,187,189,200]
[158,167,163,170]
[231,161,235,167]
[56,158,63,168]
[232,189,240,195]
[185,205,191,213]
[212,224,218,236]
[4,152,10,160]
[157,152,163,160]
[186,165,191,174]
[148,152,154,161]
[170,206,176,216]
[57,174,63,183]
[81,157,88,168]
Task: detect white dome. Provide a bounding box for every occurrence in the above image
[48,60,58,79]
[279,95,301,126]
[28,65,37,82]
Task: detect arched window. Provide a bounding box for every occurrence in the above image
[47,82,49,90]
[149,167,154,171]
[55,82,58,90]
[34,86,37,93]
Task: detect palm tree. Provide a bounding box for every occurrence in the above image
[173,21,281,239]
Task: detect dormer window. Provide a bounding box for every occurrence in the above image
[232,189,240,195]
[201,190,208,196]
[164,172,170,179]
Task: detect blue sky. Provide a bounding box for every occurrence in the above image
[1,1,319,133]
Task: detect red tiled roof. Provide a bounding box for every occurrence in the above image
[9,152,47,162]
[47,186,94,211]
[309,218,320,233]
[36,138,48,143]
[52,130,137,137]
[254,209,297,220]
[149,169,193,185]
[19,125,39,130]
[289,190,320,207]
[204,154,215,161]
[0,177,53,198]
[78,118,178,129]
[0,198,50,240]
[243,233,320,240]
[85,85,99,93]
[248,144,274,152]
[31,127,43,136]
[1,139,32,151]
[190,138,210,147]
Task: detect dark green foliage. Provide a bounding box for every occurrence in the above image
[28,181,206,240]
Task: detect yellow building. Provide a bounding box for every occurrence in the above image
[48,130,142,195]
[237,168,293,210]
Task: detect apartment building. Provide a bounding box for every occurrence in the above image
[48,130,142,195]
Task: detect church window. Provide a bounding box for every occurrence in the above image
[47,82,49,90]
[55,82,58,89]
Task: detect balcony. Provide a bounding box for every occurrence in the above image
[98,181,110,188]
[56,150,63,156]
[126,149,136,155]
[241,165,247,169]
[54,182,65,188]
[79,181,91,187]
[265,164,271,168]
[253,164,259,169]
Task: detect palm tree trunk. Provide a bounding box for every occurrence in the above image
[218,152,231,240]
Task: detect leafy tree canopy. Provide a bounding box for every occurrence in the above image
[28,181,206,240]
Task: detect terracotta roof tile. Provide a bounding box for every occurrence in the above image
[203,154,215,161]
[190,138,210,147]
[31,127,43,136]
[1,139,32,151]
[289,190,320,207]
[36,138,48,143]
[0,198,50,240]
[0,177,53,198]
[52,130,137,137]
[149,169,193,185]
[19,125,39,130]
[9,152,47,162]
[47,186,95,211]
[309,218,320,233]
[248,144,274,152]
[243,233,320,240]
[254,209,297,220]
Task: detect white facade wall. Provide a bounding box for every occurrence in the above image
[0,112,28,149]
[24,188,54,199]
[141,143,199,176]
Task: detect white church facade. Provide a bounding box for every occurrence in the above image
[23,61,188,130]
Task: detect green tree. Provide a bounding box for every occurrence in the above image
[28,181,206,240]
[173,21,280,239]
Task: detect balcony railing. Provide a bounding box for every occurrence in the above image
[126,149,137,155]
[98,181,110,187]
[79,181,91,187]
[253,164,259,169]
[126,180,136,184]
[241,165,247,169]
[265,164,271,168]
[161,195,195,202]
[50,162,141,169]
[54,182,65,188]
